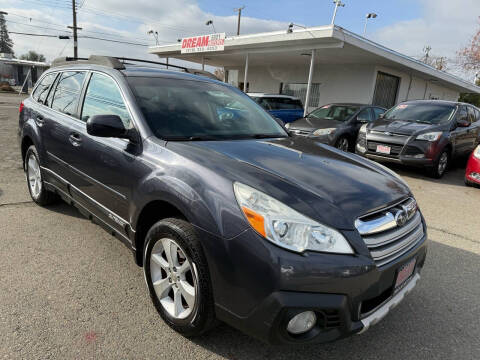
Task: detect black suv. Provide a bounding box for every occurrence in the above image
[286,104,386,151]
[356,100,480,178]
[19,56,427,344]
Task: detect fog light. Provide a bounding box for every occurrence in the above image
[470,172,480,181]
[287,311,316,335]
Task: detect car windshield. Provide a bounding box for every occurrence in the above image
[308,105,360,122]
[127,77,288,140]
[383,103,456,124]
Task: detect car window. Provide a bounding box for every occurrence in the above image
[127,77,287,140]
[467,106,476,123]
[457,106,468,122]
[265,98,303,110]
[50,71,86,117]
[384,103,456,124]
[252,97,272,111]
[309,105,360,122]
[81,73,132,129]
[372,107,385,119]
[32,73,57,104]
[474,108,480,122]
[357,108,373,122]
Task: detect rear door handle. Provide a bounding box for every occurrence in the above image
[69,133,82,146]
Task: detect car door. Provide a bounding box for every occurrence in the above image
[68,71,142,236]
[466,106,479,151]
[451,105,471,156]
[39,71,87,194]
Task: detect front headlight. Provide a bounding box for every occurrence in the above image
[474,145,480,159]
[313,128,336,136]
[284,123,290,129]
[233,182,353,254]
[359,124,368,134]
[416,132,442,142]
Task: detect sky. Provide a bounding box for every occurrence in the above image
[0,0,479,80]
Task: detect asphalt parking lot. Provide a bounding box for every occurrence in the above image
[1,92,479,359]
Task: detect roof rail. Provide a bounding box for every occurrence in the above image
[50,55,219,80]
[51,55,126,69]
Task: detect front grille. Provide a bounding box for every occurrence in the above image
[317,309,342,329]
[367,141,404,156]
[290,129,311,136]
[355,198,425,267]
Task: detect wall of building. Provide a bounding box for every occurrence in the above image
[227,62,461,110]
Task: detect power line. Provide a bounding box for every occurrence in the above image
[8,31,60,38]
[79,35,148,46]
[6,19,71,34]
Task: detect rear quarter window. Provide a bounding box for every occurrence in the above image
[32,73,57,104]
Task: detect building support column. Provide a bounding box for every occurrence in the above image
[304,49,315,116]
[243,53,249,92]
[202,55,205,71]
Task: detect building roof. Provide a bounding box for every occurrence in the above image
[149,24,480,94]
[0,57,49,67]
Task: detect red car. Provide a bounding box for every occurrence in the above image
[465,145,480,186]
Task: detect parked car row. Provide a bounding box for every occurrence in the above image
[256,94,480,181]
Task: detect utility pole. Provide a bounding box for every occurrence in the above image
[234,6,245,35]
[69,0,79,58]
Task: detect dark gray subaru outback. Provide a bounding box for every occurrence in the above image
[18,56,427,344]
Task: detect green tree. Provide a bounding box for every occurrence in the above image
[0,13,14,54]
[20,50,46,62]
[459,78,480,106]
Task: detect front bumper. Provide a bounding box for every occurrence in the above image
[465,154,480,184]
[355,133,443,168]
[200,223,428,344]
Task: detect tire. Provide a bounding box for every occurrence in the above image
[25,145,58,205]
[427,149,449,179]
[335,137,350,152]
[143,218,216,337]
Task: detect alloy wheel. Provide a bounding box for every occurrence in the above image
[150,238,197,319]
[438,152,448,176]
[27,153,42,199]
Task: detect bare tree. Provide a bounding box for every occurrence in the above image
[458,17,480,72]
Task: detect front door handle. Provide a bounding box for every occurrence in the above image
[35,115,45,127]
[69,133,82,146]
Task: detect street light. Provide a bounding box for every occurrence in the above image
[331,0,345,25]
[205,20,216,33]
[147,30,159,45]
[363,13,377,36]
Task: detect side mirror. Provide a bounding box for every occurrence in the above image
[457,119,470,127]
[379,113,385,119]
[87,115,135,141]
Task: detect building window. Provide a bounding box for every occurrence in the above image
[281,83,320,108]
[372,72,400,108]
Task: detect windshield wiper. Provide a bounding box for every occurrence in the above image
[163,135,220,141]
[250,133,288,139]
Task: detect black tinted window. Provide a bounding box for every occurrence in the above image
[357,108,373,122]
[32,73,57,104]
[51,71,85,116]
[81,73,132,128]
[265,98,303,110]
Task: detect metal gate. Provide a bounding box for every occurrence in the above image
[372,72,400,108]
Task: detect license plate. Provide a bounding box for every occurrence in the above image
[376,145,391,154]
[395,258,416,289]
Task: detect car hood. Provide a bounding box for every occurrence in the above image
[290,117,344,130]
[167,137,410,229]
[369,119,437,135]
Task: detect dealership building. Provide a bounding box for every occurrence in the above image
[149,25,480,113]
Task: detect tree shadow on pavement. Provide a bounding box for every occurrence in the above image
[191,240,480,360]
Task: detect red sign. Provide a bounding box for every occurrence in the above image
[181,33,225,54]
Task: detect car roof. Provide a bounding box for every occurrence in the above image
[399,99,466,107]
[247,93,301,100]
